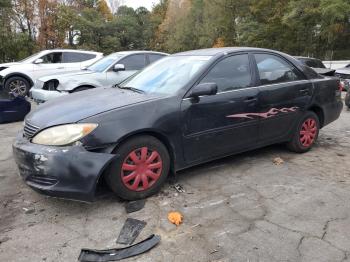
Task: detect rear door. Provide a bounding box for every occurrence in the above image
[181,53,260,163]
[106,54,147,85]
[253,53,313,143]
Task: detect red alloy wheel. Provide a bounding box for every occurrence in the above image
[299,118,317,147]
[121,147,163,192]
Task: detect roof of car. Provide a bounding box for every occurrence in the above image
[44,49,103,55]
[115,50,169,56]
[174,47,277,56]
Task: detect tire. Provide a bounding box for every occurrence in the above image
[287,111,320,153]
[345,90,350,108]
[72,86,93,93]
[4,76,30,97]
[105,135,170,200]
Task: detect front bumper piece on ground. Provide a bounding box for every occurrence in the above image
[30,88,67,103]
[12,133,115,201]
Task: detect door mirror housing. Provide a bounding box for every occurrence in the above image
[190,83,218,98]
[113,64,125,72]
[34,58,44,64]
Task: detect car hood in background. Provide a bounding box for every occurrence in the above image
[335,68,350,76]
[0,62,21,68]
[312,67,336,76]
[25,87,160,128]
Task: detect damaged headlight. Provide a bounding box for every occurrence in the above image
[32,123,98,146]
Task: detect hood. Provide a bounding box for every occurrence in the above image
[25,87,160,128]
[38,70,97,82]
[335,68,350,75]
[0,62,21,69]
[313,67,336,76]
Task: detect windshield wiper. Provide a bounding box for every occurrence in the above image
[116,85,145,94]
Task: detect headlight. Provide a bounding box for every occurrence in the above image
[32,123,98,146]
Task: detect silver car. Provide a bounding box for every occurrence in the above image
[30,51,168,103]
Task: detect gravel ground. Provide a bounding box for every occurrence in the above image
[0,104,350,262]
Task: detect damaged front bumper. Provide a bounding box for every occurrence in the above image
[12,133,115,202]
[30,88,67,104]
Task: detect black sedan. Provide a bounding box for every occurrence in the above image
[13,47,343,201]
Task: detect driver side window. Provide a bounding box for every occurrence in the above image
[40,52,62,64]
[200,54,252,92]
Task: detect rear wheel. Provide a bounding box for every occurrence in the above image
[4,76,30,97]
[287,111,320,153]
[105,135,170,200]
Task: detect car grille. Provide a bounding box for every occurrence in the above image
[23,122,40,139]
[335,73,350,79]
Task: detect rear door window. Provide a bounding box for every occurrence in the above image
[63,52,96,63]
[200,54,252,92]
[255,53,304,85]
[119,54,146,70]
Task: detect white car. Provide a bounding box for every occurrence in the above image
[0,49,102,96]
[30,51,168,103]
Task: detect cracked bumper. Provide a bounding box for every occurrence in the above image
[12,133,115,202]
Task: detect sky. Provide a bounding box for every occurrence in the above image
[123,0,160,10]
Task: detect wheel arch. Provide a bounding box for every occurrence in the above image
[71,85,96,93]
[307,105,324,128]
[115,130,176,173]
[95,129,177,195]
[4,73,34,87]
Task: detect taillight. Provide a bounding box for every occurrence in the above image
[338,81,344,91]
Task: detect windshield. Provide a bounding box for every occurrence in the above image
[88,54,121,72]
[20,51,45,63]
[120,56,211,94]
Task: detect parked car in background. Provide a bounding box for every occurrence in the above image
[335,64,350,91]
[0,49,103,97]
[295,56,335,76]
[13,47,343,201]
[30,51,168,103]
[0,91,31,124]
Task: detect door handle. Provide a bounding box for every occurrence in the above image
[56,67,64,69]
[244,96,257,102]
[299,89,310,95]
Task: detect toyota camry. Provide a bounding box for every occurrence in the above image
[13,47,343,201]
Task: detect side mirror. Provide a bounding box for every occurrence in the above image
[34,58,44,64]
[113,64,125,72]
[190,83,218,98]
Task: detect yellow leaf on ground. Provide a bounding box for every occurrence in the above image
[168,211,183,226]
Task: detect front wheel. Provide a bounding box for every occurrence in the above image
[105,135,170,200]
[287,111,320,153]
[4,76,30,97]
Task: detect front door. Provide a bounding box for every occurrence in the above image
[32,52,65,79]
[253,53,313,143]
[181,53,260,164]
